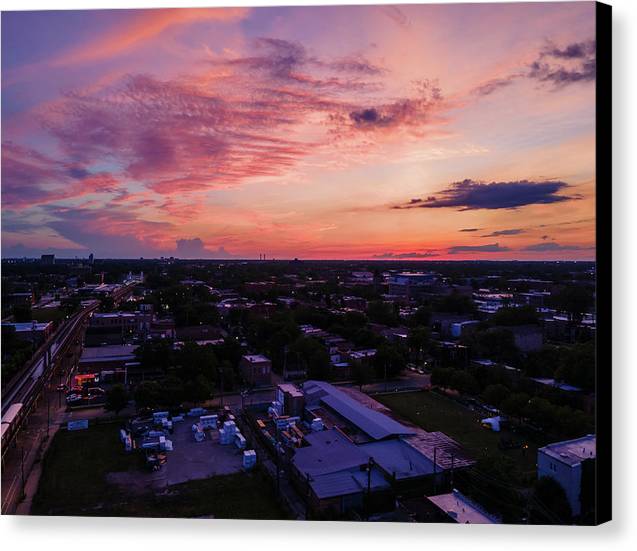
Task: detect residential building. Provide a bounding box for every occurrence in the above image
[240,354,272,387]
[537,434,596,517]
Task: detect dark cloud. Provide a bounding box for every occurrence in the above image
[468,39,596,99]
[522,242,591,252]
[347,80,443,131]
[394,179,578,211]
[448,243,510,255]
[529,40,596,86]
[481,228,525,237]
[373,251,439,259]
[541,40,596,60]
[459,228,481,232]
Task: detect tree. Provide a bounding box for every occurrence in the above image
[12,304,32,323]
[373,343,407,379]
[435,292,476,315]
[105,384,129,415]
[468,328,519,365]
[184,374,213,404]
[450,369,479,395]
[352,360,373,390]
[501,392,530,423]
[290,336,332,379]
[555,342,595,391]
[412,305,432,327]
[492,305,538,326]
[367,301,399,326]
[134,381,162,410]
[550,285,594,324]
[531,476,572,524]
[482,384,510,409]
[407,326,431,360]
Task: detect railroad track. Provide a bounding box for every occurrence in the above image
[1,300,99,452]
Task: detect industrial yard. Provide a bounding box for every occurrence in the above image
[32,419,288,519]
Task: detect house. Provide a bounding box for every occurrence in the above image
[537,434,596,517]
[240,354,272,387]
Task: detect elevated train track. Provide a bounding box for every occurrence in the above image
[1,300,100,457]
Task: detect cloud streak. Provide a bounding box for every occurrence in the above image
[447,243,510,254]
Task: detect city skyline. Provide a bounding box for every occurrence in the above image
[2,3,597,260]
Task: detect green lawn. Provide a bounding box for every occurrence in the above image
[377,390,542,483]
[32,422,289,519]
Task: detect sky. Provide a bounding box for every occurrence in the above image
[1,2,597,260]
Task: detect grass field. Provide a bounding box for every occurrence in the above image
[377,390,543,483]
[32,422,289,519]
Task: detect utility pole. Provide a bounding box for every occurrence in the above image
[433,447,437,494]
[384,362,388,393]
[219,368,225,408]
[366,457,375,520]
[276,444,281,496]
[20,446,26,500]
[46,393,51,439]
[305,472,311,520]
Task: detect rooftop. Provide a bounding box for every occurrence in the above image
[293,429,370,476]
[303,380,415,441]
[2,321,52,332]
[278,383,304,398]
[539,434,596,466]
[242,354,270,363]
[291,428,391,499]
[360,439,435,480]
[427,490,500,524]
[79,344,138,363]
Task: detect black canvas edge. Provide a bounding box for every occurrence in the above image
[594,0,612,526]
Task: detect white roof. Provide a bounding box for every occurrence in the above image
[243,354,270,363]
[428,490,500,524]
[539,434,596,466]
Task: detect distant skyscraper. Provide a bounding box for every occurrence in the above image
[40,254,55,265]
[88,253,94,265]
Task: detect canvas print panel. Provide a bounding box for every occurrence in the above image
[1,2,606,525]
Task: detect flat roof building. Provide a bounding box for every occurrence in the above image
[537,434,596,517]
[427,490,501,524]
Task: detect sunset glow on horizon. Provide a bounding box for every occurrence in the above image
[2,3,597,261]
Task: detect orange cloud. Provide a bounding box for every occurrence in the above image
[54,8,249,66]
